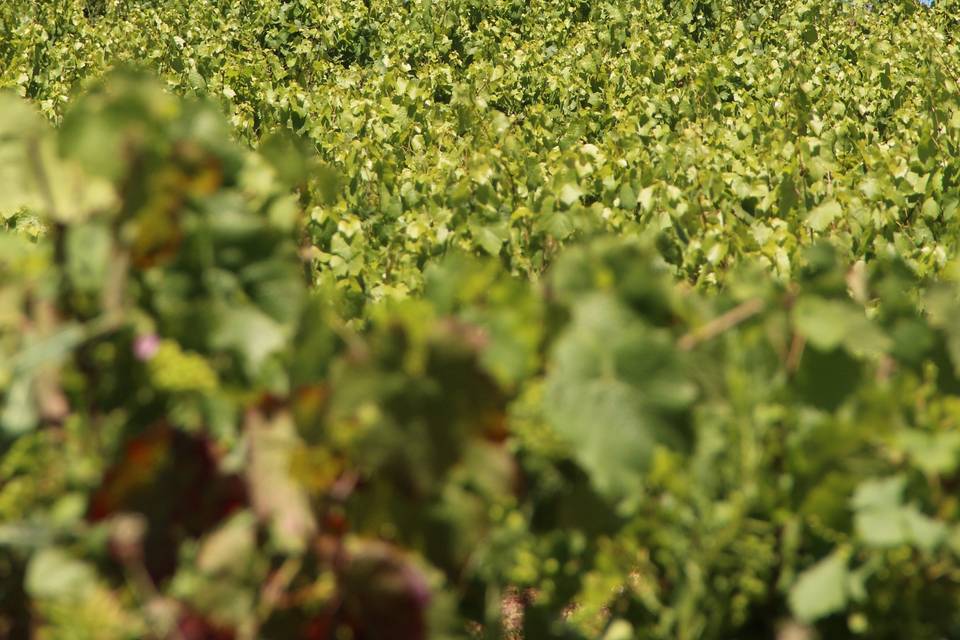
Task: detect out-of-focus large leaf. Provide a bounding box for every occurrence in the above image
[544,293,695,500]
[246,407,316,552]
[25,547,97,601]
[788,547,850,623]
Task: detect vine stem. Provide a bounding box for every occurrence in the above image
[678,298,764,351]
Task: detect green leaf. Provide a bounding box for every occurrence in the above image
[26,548,98,600]
[793,297,889,355]
[618,184,637,210]
[788,548,850,622]
[903,506,946,552]
[603,620,634,640]
[211,306,288,377]
[10,324,85,375]
[470,222,509,256]
[804,200,842,232]
[849,476,945,550]
[778,173,798,215]
[0,94,47,217]
[897,430,960,476]
[638,185,655,211]
[0,376,37,436]
[852,475,906,511]
[855,507,908,548]
[859,177,882,201]
[197,511,257,575]
[543,294,694,500]
[793,297,860,350]
[558,181,584,207]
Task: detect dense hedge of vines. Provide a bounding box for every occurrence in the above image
[4,0,960,638]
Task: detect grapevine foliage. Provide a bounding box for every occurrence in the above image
[3,0,960,638]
